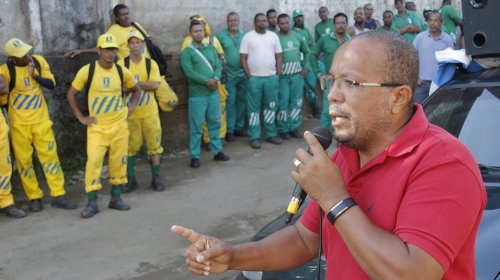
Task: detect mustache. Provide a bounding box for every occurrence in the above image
[329,104,351,118]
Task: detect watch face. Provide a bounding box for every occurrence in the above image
[469,0,487,9]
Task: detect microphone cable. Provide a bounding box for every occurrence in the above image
[317,205,323,280]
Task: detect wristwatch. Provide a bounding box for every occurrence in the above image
[327,197,357,224]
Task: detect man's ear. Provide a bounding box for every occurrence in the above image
[390,85,412,114]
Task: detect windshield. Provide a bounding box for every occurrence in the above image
[424,86,500,168]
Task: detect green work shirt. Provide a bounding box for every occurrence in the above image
[376,25,401,35]
[180,43,222,97]
[314,19,334,42]
[309,33,349,75]
[393,11,422,43]
[216,28,245,77]
[440,5,461,36]
[278,31,309,75]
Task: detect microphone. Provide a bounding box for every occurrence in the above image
[285,126,333,224]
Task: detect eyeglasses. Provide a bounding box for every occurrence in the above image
[319,74,403,91]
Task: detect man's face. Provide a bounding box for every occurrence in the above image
[334,16,348,35]
[128,37,143,55]
[267,12,277,27]
[319,7,329,21]
[294,15,303,27]
[328,40,393,150]
[364,4,374,18]
[227,15,240,31]
[254,15,267,33]
[116,8,131,27]
[278,17,290,33]
[395,0,406,13]
[428,13,442,32]
[190,24,205,43]
[423,11,431,21]
[99,48,117,63]
[406,2,416,11]
[383,12,394,26]
[354,8,365,24]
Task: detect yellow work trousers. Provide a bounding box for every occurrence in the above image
[128,114,163,156]
[11,120,65,200]
[203,82,227,143]
[85,120,129,193]
[0,113,14,208]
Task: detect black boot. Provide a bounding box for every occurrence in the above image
[151,176,166,192]
[81,200,99,218]
[123,176,139,193]
[108,196,131,211]
[28,199,43,212]
[3,205,26,218]
[51,195,77,209]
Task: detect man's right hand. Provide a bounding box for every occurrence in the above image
[78,116,97,126]
[206,79,218,91]
[171,225,233,276]
[64,49,81,58]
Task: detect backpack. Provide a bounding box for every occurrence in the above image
[6,56,41,92]
[131,22,168,76]
[83,62,124,110]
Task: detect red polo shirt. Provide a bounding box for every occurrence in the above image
[301,105,486,279]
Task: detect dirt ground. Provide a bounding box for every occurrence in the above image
[0,118,329,280]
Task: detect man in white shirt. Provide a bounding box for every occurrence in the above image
[240,13,283,149]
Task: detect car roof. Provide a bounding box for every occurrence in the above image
[443,68,500,89]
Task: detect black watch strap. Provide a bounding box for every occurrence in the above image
[327,197,357,224]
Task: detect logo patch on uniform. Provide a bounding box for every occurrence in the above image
[48,141,54,151]
[287,41,293,48]
[269,102,276,108]
[13,40,21,48]
[103,77,110,88]
[122,156,127,165]
[325,28,331,34]
[106,35,114,43]
[134,74,140,82]
[24,77,31,86]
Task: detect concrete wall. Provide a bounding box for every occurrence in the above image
[0,0,462,170]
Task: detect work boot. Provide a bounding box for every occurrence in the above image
[250,139,261,149]
[51,196,77,209]
[289,130,301,139]
[190,158,200,168]
[279,132,291,140]
[151,176,166,192]
[203,142,211,151]
[265,137,283,145]
[234,130,248,137]
[3,205,26,218]
[108,196,131,211]
[28,199,43,212]
[81,200,99,218]
[213,152,230,161]
[123,176,139,193]
[312,108,321,119]
[225,133,235,142]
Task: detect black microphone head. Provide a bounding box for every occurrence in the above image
[311,126,333,150]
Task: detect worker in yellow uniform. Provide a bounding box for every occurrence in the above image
[65,4,178,112]
[117,30,165,192]
[67,34,141,218]
[181,15,228,149]
[0,71,26,218]
[1,38,76,212]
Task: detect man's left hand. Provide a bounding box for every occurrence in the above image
[291,131,349,211]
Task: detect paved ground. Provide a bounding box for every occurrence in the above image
[0,118,328,280]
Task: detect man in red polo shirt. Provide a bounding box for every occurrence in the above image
[171,32,486,279]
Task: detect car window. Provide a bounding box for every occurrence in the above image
[425,86,500,167]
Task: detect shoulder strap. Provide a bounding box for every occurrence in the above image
[32,56,41,73]
[145,58,151,80]
[85,62,96,94]
[7,60,15,93]
[189,44,214,73]
[124,56,130,69]
[115,63,124,97]
[131,22,148,39]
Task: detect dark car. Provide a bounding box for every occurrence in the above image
[237,68,500,280]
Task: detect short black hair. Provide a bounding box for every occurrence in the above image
[254,13,266,22]
[333,12,348,24]
[189,20,204,32]
[227,11,239,20]
[266,9,277,16]
[277,13,289,21]
[383,10,394,17]
[113,4,128,17]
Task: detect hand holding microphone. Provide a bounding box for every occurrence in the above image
[285,127,332,224]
